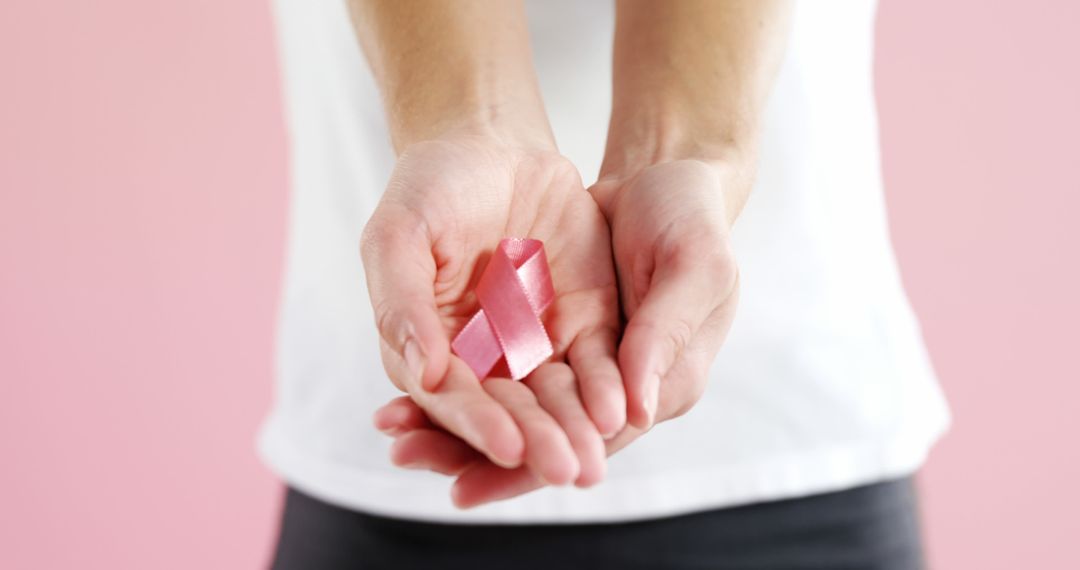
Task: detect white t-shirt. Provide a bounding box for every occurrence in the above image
[259,0,951,523]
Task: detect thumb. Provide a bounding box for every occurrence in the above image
[361,212,450,392]
[618,244,735,429]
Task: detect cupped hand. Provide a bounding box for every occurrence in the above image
[593,159,741,430]
[376,159,742,507]
[361,133,624,488]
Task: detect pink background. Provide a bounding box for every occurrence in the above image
[1,1,1076,568]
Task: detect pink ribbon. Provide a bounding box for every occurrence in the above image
[451,238,554,381]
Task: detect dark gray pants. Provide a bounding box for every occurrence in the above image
[272,477,924,569]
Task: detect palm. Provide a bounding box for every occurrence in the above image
[383,137,618,362]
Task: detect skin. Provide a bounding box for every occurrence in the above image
[362,137,621,487]
[351,0,623,487]
[353,0,793,506]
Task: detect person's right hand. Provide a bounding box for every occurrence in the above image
[593,159,742,430]
[361,131,624,488]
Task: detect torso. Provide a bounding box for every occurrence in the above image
[259,0,950,523]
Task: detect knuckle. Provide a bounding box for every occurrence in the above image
[536,364,576,393]
[666,317,695,357]
[661,318,696,363]
[373,298,404,345]
[444,398,489,433]
[482,378,519,400]
[625,318,694,370]
[531,419,566,444]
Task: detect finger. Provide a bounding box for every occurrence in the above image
[567,326,626,438]
[483,378,580,486]
[390,429,482,476]
[620,244,736,429]
[524,363,607,488]
[451,416,656,508]
[452,463,544,509]
[381,354,525,468]
[373,396,434,436]
[360,207,450,392]
[409,358,525,468]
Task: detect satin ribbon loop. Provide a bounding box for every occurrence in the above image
[451,238,554,380]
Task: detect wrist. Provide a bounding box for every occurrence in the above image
[386,79,555,154]
[352,0,556,154]
[597,111,758,226]
[403,112,556,156]
[599,97,758,179]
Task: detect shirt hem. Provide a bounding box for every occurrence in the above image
[257,415,949,525]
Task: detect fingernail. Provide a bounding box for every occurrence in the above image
[643,374,660,427]
[403,338,426,388]
[451,484,473,509]
[601,415,623,439]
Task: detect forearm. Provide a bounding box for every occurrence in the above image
[602,0,792,221]
[347,0,553,152]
